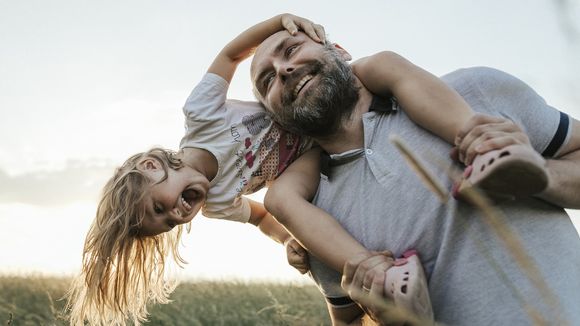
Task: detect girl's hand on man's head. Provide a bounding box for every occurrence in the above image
[280,14,326,44]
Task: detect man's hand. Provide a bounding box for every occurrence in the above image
[285,238,310,274]
[454,114,532,165]
[341,251,396,325]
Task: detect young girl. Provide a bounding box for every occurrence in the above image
[66,14,548,325]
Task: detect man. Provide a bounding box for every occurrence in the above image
[250,30,580,325]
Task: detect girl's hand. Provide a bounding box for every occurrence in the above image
[280,14,326,44]
[284,238,310,274]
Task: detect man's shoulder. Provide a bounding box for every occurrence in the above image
[441,66,520,88]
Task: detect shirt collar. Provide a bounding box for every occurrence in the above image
[320,96,397,178]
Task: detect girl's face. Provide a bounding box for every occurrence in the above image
[137,158,210,236]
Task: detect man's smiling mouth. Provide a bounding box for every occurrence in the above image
[293,74,314,98]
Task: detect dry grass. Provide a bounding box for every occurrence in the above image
[0,275,329,326]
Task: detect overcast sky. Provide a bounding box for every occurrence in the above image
[0,0,578,281]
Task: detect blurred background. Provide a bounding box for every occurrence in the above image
[1,0,578,282]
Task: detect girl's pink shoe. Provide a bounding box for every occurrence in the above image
[453,144,548,202]
[384,250,434,322]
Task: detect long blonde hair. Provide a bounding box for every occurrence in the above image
[66,148,189,325]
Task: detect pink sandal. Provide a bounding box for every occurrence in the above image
[453,144,548,202]
[384,250,434,321]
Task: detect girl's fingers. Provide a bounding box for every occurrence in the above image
[282,15,324,43]
[281,16,299,35]
[314,24,326,43]
[298,21,321,42]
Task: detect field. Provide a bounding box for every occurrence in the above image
[0,275,330,325]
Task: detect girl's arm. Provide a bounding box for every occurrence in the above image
[248,199,291,244]
[248,202,310,274]
[208,14,325,84]
[264,149,372,273]
[352,51,473,144]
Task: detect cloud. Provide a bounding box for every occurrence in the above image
[0,160,116,206]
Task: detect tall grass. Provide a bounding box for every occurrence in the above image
[0,275,329,325]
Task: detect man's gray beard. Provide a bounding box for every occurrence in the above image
[275,48,360,138]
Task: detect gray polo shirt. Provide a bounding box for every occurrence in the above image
[309,67,580,325]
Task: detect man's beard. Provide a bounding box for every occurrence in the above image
[272,47,360,138]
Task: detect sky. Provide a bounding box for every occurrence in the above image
[0,0,579,282]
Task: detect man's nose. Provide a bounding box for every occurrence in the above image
[276,62,296,81]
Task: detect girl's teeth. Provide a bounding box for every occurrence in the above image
[181,195,192,210]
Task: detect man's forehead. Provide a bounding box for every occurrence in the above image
[251,31,322,76]
[258,30,291,53]
[251,31,291,73]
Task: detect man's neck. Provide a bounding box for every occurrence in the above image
[316,80,374,155]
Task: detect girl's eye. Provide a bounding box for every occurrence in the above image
[154,204,163,214]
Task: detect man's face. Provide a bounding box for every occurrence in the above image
[251,31,359,137]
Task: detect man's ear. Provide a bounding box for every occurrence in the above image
[332,43,352,61]
[137,157,161,171]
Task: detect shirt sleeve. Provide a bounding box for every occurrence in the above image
[202,196,251,223]
[538,111,571,157]
[444,67,572,156]
[182,73,229,122]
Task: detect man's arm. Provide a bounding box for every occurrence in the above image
[537,117,580,208]
[456,114,580,208]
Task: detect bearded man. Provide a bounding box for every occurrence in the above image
[250,30,580,325]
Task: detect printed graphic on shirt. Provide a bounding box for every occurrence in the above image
[242,112,272,135]
[233,115,307,195]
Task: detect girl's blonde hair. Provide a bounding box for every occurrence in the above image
[66,148,189,325]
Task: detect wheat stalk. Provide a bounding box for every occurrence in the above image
[389,134,567,326]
